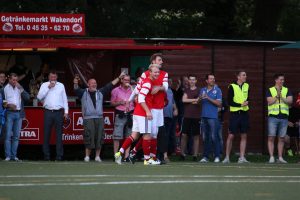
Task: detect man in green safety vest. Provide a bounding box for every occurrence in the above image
[223,71,250,164]
[266,74,293,163]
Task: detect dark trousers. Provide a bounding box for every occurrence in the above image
[166,117,177,154]
[43,109,64,160]
[157,125,167,159]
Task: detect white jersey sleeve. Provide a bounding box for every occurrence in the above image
[162,72,169,91]
[138,82,151,103]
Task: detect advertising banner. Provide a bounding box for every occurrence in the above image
[19,108,114,145]
[0,13,85,35]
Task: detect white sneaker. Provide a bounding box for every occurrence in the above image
[95,156,102,162]
[277,157,287,164]
[84,156,90,162]
[13,157,21,162]
[148,158,161,165]
[114,152,122,165]
[144,159,150,165]
[4,157,10,161]
[199,157,209,163]
[214,157,220,163]
[238,157,250,163]
[222,157,230,163]
[268,156,275,163]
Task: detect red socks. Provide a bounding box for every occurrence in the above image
[150,138,157,159]
[133,137,143,153]
[120,135,134,154]
[142,139,151,160]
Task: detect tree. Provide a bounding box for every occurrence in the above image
[0,0,299,40]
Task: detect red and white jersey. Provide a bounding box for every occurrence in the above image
[133,77,154,117]
[136,70,168,109]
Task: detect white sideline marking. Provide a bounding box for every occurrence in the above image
[1,179,300,187]
[1,175,300,178]
[19,161,300,171]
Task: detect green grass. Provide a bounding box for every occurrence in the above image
[0,160,300,200]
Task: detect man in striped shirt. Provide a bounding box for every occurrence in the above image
[128,53,169,163]
[114,64,161,165]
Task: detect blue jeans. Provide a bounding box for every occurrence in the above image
[201,118,220,158]
[268,117,288,137]
[5,111,22,159]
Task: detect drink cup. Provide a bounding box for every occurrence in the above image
[3,100,7,107]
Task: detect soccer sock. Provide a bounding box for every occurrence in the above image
[120,135,134,154]
[133,137,143,154]
[150,138,157,159]
[142,139,151,160]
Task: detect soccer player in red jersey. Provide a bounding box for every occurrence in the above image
[114,64,161,165]
[129,53,169,163]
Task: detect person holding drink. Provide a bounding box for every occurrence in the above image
[111,74,134,162]
[37,70,69,161]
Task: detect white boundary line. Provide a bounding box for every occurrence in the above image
[1,175,300,178]
[20,161,300,170]
[1,179,300,187]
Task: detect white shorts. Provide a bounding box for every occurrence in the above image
[151,109,164,127]
[132,115,152,134]
[150,109,164,138]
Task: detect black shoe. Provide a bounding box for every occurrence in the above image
[193,156,198,162]
[123,157,130,163]
[160,159,167,165]
[44,157,50,161]
[55,157,63,162]
[128,150,136,164]
[180,155,186,161]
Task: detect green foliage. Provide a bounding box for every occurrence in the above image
[0,0,299,40]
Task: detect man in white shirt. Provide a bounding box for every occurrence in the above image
[4,73,23,161]
[37,70,68,161]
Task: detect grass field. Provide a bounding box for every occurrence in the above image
[0,159,300,200]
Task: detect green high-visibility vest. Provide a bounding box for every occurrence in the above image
[268,86,289,116]
[229,83,249,112]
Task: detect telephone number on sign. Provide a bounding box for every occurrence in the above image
[24,25,70,31]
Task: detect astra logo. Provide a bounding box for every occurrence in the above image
[21,131,36,137]
[19,128,39,140]
[73,111,114,130]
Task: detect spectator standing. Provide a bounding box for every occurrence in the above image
[4,73,29,161]
[163,79,178,162]
[199,74,222,163]
[180,75,201,161]
[266,74,293,163]
[111,74,134,162]
[37,71,68,161]
[223,71,250,164]
[74,72,125,162]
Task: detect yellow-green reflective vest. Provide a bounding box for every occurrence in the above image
[268,86,289,116]
[230,83,249,112]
